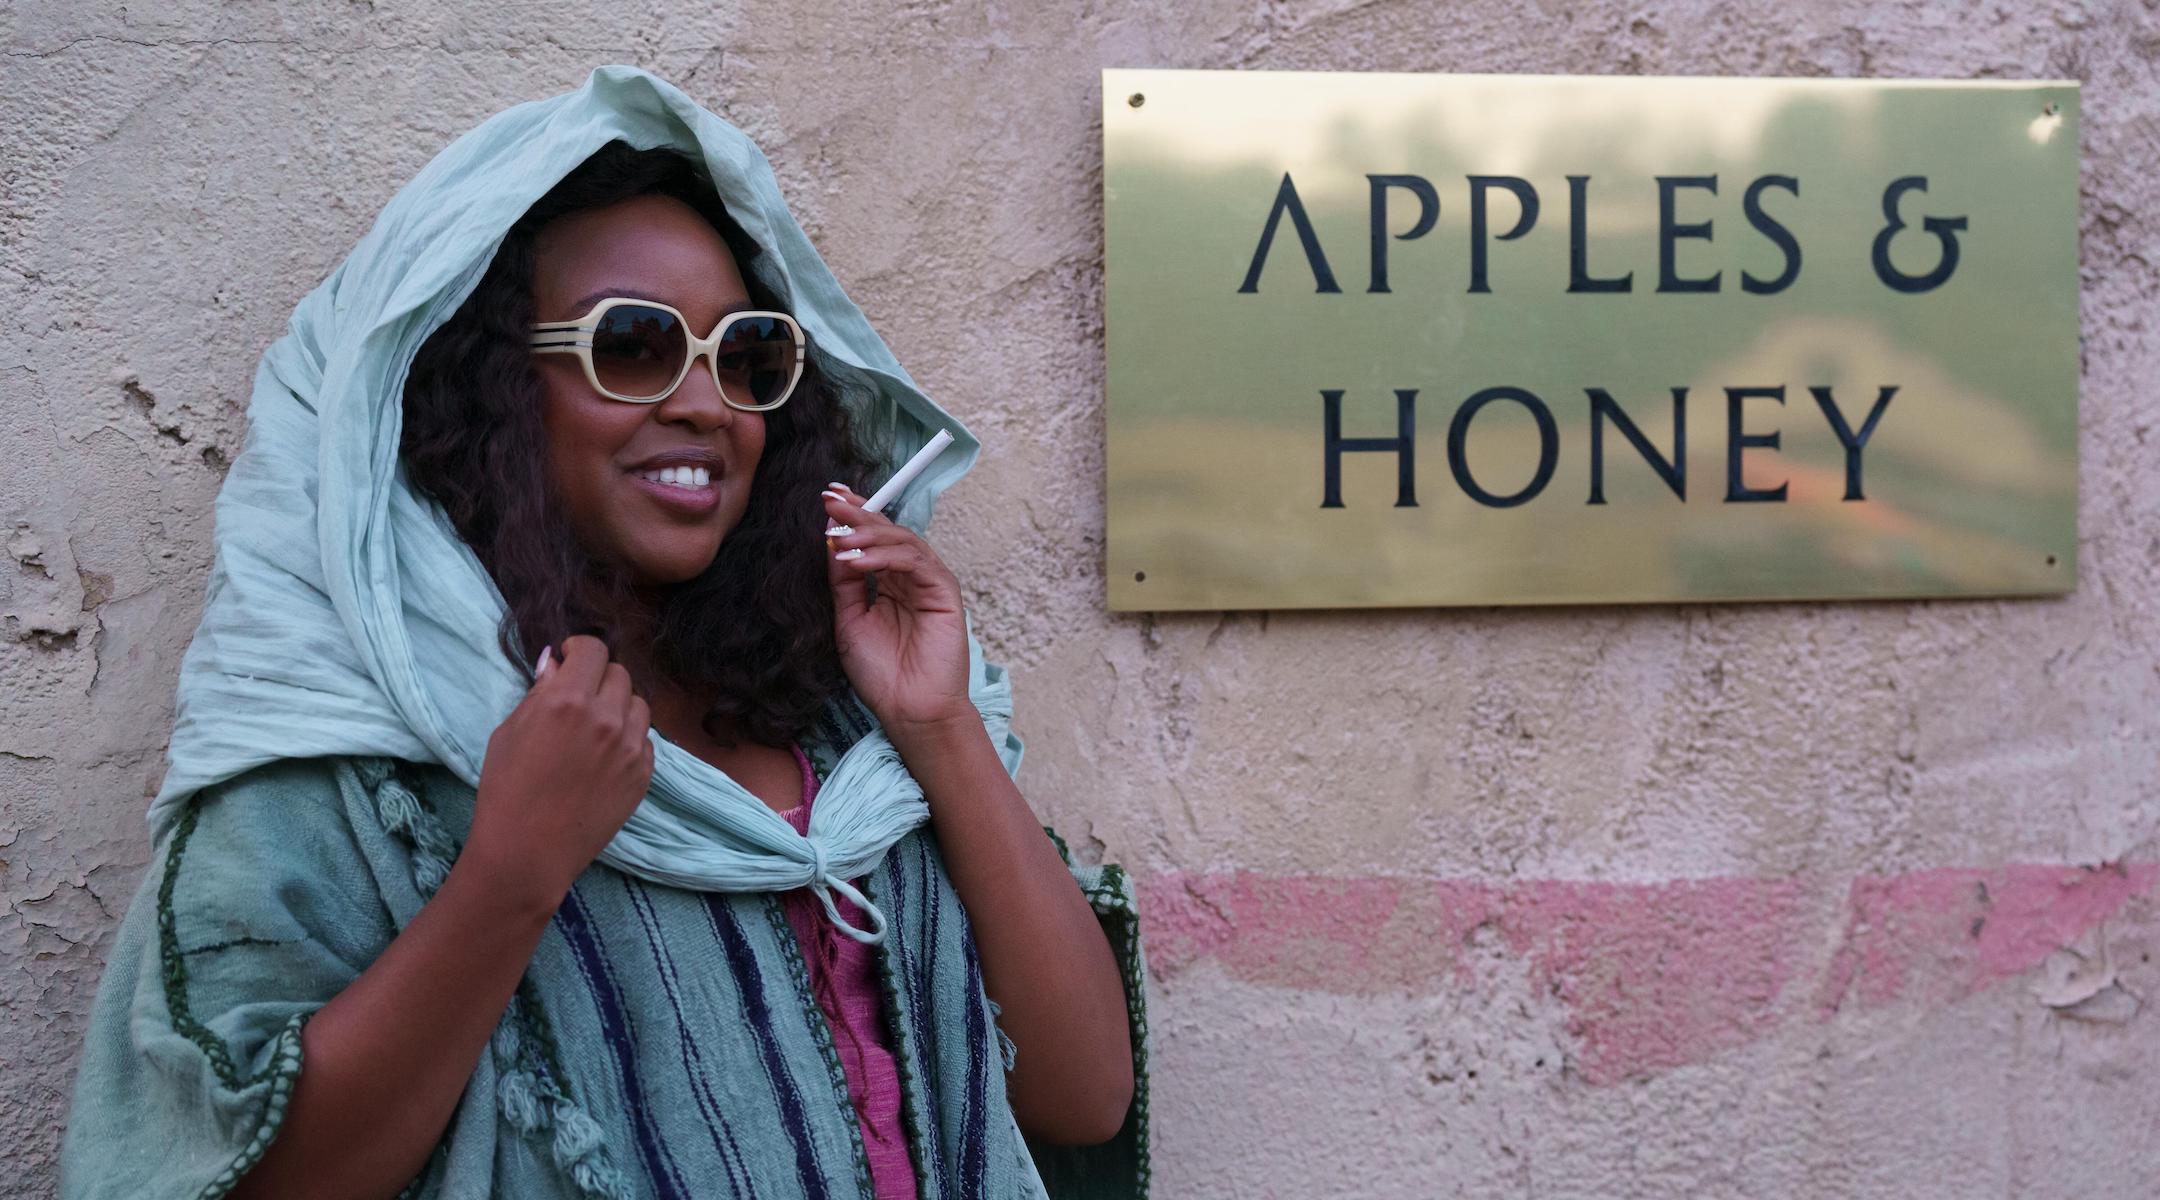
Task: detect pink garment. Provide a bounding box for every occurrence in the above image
[779,741,920,1200]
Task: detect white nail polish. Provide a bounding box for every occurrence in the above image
[835,548,864,560]
[825,524,853,536]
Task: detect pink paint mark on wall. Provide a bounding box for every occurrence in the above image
[1141,874,1519,993]
[1141,872,1808,1084]
[1138,860,2157,1087]
[1501,877,1807,1085]
[1814,861,2159,1016]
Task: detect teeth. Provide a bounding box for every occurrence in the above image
[636,465,713,490]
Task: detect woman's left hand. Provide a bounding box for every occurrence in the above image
[820,482,973,738]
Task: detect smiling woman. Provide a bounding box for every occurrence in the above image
[57,66,1149,1200]
[400,146,885,750]
[529,200,777,565]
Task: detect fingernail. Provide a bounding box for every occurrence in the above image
[825,524,853,537]
[820,489,846,504]
[835,548,864,561]
[535,645,553,677]
[827,481,850,492]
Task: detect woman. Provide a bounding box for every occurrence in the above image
[58,66,1149,1200]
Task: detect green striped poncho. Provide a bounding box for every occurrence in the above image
[59,692,1151,1198]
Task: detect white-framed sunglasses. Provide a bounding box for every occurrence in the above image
[529,296,807,409]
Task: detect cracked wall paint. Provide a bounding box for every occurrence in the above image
[5,2,2158,1197]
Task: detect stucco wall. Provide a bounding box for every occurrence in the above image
[5,2,2157,1195]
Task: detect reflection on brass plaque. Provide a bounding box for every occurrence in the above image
[1101,68,2080,611]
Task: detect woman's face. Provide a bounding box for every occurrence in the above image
[530,192,767,587]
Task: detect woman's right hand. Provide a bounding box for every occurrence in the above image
[464,634,655,911]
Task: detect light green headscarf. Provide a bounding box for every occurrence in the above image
[147,63,1020,943]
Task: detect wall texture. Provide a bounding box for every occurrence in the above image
[5,2,2157,1196]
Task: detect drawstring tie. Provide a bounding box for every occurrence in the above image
[801,835,889,944]
[789,736,889,946]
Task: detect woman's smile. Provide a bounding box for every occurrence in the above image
[625,459,725,516]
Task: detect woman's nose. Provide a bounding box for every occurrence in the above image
[655,355,734,429]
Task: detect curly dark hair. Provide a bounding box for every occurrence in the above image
[399,139,889,750]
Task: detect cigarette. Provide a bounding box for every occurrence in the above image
[861,429,955,515]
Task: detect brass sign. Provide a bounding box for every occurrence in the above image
[1101,69,2080,611]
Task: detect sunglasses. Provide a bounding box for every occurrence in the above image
[529,297,807,409]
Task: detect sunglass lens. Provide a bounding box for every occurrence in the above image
[590,304,687,400]
[714,316,800,407]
